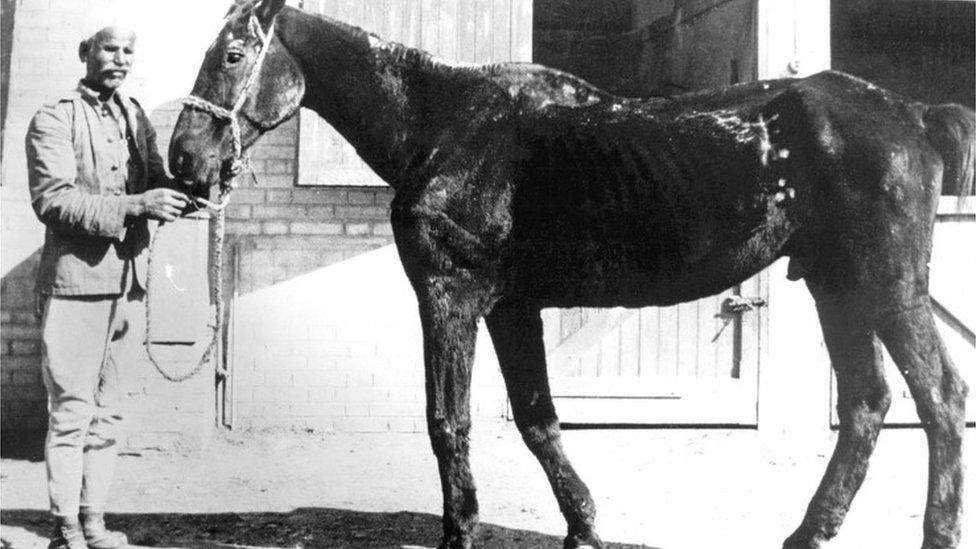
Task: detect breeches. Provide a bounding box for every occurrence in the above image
[40,289,145,517]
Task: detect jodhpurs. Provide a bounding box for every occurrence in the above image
[40,288,145,518]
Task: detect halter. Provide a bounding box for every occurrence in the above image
[182,13,276,198]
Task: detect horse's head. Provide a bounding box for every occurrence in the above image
[169,0,305,189]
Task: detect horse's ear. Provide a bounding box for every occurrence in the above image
[254,0,286,27]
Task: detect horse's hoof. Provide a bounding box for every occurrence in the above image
[438,536,474,549]
[782,527,826,549]
[564,531,604,549]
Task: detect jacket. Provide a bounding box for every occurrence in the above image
[26,84,171,296]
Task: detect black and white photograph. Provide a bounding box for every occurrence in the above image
[1,1,973,548]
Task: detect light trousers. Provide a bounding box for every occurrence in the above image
[40,288,145,518]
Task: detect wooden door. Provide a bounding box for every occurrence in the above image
[831,198,976,427]
[544,273,766,426]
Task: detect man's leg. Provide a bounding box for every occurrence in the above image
[41,295,115,547]
[80,289,144,548]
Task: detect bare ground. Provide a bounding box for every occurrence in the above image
[2,427,973,548]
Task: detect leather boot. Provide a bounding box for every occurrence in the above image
[79,512,128,549]
[48,516,88,549]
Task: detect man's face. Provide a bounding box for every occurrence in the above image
[81,27,136,92]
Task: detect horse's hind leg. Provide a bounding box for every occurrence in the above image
[784,288,892,549]
[485,299,603,549]
[876,303,967,548]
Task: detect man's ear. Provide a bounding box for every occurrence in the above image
[78,38,91,63]
[254,0,286,30]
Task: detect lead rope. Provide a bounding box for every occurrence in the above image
[145,194,231,382]
[145,13,274,381]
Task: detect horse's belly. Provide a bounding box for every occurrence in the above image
[508,235,782,308]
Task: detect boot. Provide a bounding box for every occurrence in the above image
[80,512,128,549]
[48,516,88,549]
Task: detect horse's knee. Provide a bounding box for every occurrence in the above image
[428,418,472,457]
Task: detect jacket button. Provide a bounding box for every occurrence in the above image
[107,137,114,143]
[110,165,119,171]
[113,189,123,196]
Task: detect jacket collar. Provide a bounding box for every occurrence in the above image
[71,81,145,163]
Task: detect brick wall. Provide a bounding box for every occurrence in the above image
[1,0,233,449]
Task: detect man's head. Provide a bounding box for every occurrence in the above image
[79,26,136,94]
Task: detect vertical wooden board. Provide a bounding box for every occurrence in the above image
[511,0,532,62]
[364,0,383,37]
[491,0,512,61]
[619,312,641,377]
[579,345,599,378]
[598,326,621,377]
[404,0,422,49]
[474,0,494,63]
[658,305,679,376]
[421,0,439,55]
[638,307,660,377]
[438,0,459,62]
[677,301,699,376]
[698,295,719,378]
[457,0,477,62]
[715,290,737,378]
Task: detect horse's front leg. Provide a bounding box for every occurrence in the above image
[417,289,483,549]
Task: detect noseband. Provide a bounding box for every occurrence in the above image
[182,14,276,196]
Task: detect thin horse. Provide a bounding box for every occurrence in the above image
[169,1,973,548]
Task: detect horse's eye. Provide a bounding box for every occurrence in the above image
[225,51,245,65]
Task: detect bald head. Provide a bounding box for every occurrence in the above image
[79,26,137,95]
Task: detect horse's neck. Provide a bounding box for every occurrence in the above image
[279,8,471,188]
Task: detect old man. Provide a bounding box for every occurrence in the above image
[26,24,189,549]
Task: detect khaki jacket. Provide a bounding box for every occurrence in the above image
[26,85,171,296]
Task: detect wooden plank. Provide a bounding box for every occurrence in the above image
[677,301,699,376]
[658,305,679,376]
[619,312,641,377]
[404,0,422,48]
[421,0,439,54]
[457,0,477,63]
[438,0,459,62]
[511,0,532,62]
[492,0,512,61]
[598,326,621,377]
[638,307,659,377]
[474,0,493,63]
[698,295,719,378]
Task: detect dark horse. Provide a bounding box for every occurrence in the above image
[169,1,973,547]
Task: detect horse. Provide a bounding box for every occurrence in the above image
[168,1,974,547]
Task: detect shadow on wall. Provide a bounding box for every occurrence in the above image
[0,508,659,549]
[0,98,206,443]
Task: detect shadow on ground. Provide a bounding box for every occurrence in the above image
[1,509,657,549]
[0,431,45,463]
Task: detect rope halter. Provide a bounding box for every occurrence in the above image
[182,13,276,197]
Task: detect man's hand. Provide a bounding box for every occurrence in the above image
[127,188,190,222]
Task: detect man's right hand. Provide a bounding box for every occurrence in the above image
[128,188,190,222]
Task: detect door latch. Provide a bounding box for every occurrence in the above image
[712,296,767,342]
[720,295,767,317]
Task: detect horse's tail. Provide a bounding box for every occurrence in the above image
[924,103,975,197]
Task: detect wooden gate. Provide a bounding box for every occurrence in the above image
[544,273,766,426]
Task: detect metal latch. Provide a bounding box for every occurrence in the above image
[712,296,767,342]
[720,296,767,317]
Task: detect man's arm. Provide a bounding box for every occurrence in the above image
[26,104,188,236]
[26,104,132,238]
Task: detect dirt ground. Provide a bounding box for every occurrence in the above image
[2,426,974,548]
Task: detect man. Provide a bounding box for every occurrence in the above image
[26,25,189,549]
